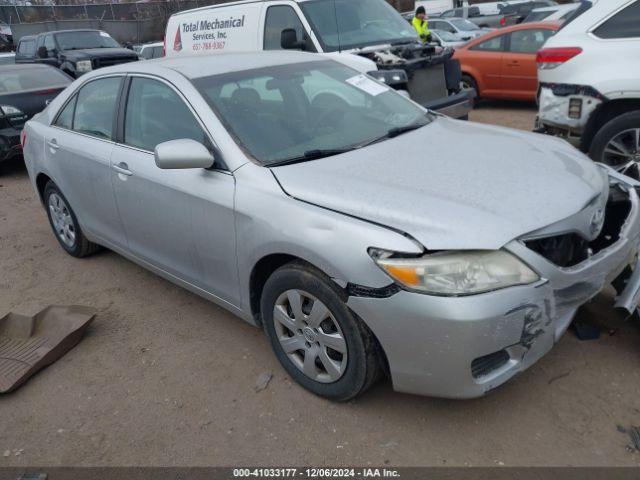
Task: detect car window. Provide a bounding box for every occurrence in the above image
[524,10,554,22]
[140,47,154,59]
[44,35,55,52]
[0,66,70,93]
[470,34,504,52]
[509,28,553,53]
[593,0,640,39]
[18,39,35,55]
[54,95,77,130]
[152,46,163,58]
[264,5,309,50]
[73,77,121,140]
[124,77,207,152]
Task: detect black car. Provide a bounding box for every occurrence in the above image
[14,29,139,78]
[0,64,71,166]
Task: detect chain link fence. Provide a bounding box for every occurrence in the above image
[0,0,231,45]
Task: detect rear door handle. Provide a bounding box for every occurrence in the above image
[47,139,60,150]
[112,162,133,176]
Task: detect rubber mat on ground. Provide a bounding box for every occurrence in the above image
[0,305,96,393]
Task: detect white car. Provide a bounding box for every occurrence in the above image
[536,0,640,177]
[137,41,163,60]
[524,3,580,23]
[428,18,491,42]
[431,29,468,48]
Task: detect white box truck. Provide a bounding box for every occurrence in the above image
[164,0,475,119]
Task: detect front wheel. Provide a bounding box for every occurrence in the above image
[590,110,640,179]
[461,74,478,108]
[261,262,382,401]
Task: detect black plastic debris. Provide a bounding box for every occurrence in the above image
[572,321,601,340]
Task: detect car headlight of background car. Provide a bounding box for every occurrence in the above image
[367,69,408,87]
[75,60,92,73]
[370,249,540,296]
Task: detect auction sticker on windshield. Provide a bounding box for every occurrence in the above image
[346,74,389,96]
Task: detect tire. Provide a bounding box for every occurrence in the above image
[589,110,640,178]
[43,181,101,258]
[461,74,478,108]
[261,261,382,401]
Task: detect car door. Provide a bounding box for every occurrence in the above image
[110,75,239,305]
[44,75,127,248]
[464,33,507,98]
[37,34,59,67]
[502,28,554,100]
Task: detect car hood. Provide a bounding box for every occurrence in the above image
[271,117,605,250]
[63,48,137,59]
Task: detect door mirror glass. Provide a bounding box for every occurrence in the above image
[37,46,48,58]
[281,28,304,50]
[154,139,215,170]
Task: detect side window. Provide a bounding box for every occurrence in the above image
[470,34,505,52]
[509,29,553,54]
[73,77,121,140]
[124,77,207,152]
[140,47,154,60]
[152,46,163,58]
[44,35,55,52]
[54,95,77,130]
[593,1,640,39]
[264,5,310,50]
[441,22,456,33]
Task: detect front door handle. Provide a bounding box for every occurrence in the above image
[112,162,133,176]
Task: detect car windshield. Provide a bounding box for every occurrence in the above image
[433,29,458,41]
[524,10,554,22]
[299,0,417,52]
[193,60,432,166]
[55,31,120,50]
[450,19,478,31]
[0,66,70,93]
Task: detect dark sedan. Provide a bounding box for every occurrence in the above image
[0,64,71,166]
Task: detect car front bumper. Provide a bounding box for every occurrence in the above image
[348,171,640,399]
[0,127,22,162]
[423,88,475,120]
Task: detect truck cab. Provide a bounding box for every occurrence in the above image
[165,0,475,119]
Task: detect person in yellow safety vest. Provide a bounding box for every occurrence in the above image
[412,6,432,43]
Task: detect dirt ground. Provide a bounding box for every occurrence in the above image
[1,101,639,467]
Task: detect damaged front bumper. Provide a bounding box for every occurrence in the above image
[535,83,605,147]
[348,170,640,399]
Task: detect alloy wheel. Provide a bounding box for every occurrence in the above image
[48,193,76,248]
[602,128,640,179]
[272,289,348,383]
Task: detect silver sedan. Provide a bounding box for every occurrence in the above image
[22,51,640,400]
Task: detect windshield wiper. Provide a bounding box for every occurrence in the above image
[360,121,429,148]
[269,148,353,167]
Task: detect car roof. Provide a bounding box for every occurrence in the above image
[37,29,104,35]
[461,20,561,48]
[531,3,578,13]
[171,0,333,17]
[91,50,326,79]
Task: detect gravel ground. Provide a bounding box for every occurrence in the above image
[1,102,639,467]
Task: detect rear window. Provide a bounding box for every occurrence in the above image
[0,67,70,94]
[593,0,640,39]
[524,10,554,22]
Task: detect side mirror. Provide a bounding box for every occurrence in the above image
[154,139,215,170]
[37,46,48,58]
[281,28,305,50]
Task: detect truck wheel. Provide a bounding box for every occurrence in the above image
[461,74,478,108]
[590,110,640,179]
[260,261,382,401]
[43,181,101,258]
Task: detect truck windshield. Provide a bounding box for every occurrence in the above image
[299,0,418,52]
[55,31,120,50]
[193,60,431,166]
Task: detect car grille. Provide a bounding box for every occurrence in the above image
[525,186,632,268]
[93,56,138,69]
[471,350,510,379]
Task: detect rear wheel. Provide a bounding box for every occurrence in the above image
[43,181,101,258]
[590,111,640,179]
[461,74,478,108]
[261,262,382,401]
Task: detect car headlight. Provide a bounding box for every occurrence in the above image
[75,60,92,73]
[370,249,539,296]
[367,69,408,87]
[0,104,24,116]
